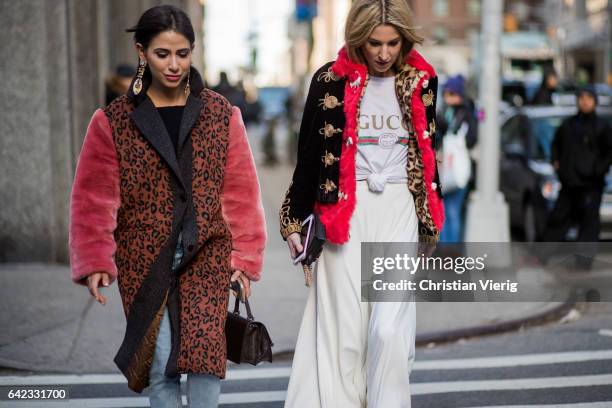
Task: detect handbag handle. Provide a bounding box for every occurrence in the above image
[230,281,254,321]
[233,296,254,321]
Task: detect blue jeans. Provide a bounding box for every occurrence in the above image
[441,187,468,243]
[148,235,221,408]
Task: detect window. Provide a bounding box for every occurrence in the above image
[432,26,449,44]
[433,0,449,16]
[501,115,530,157]
[467,0,481,17]
[587,0,608,13]
[466,28,479,44]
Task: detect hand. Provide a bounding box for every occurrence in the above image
[87,272,111,305]
[286,232,303,259]
[231,270,251,301]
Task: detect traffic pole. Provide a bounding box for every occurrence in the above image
[464,0,511,247]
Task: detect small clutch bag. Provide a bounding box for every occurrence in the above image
[225,281,274,365]
[291,213,326,286]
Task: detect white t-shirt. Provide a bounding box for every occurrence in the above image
[356,76,410,192]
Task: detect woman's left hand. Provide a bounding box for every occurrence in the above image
[231,270,251,301]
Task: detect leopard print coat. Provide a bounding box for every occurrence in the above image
[105,89,234,391]
[70,66,265,393]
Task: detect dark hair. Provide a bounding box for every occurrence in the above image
[126,5,195,49]
[125,5,196,102]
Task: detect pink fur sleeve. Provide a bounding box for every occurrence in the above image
[221,107,267,281]
[69,109,120,285]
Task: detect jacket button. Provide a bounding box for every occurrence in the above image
[188,244,194,252]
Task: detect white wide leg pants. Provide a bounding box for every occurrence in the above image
[285,182,418,408]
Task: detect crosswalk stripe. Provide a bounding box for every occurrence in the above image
[0,391,287,407]
[227,367,291,380]
[414,349,612,370]
[0,374,125,386]
[411,373,612,395]
[2,373,611,406]
[0,367,292,386]
[467,403,612,408]
[2,349,612,386]
[221,390,287,404]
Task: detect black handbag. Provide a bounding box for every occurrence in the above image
[225,281,274,365]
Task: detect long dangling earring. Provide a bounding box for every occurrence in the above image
[184,67,191,95]
[133,58,146,95]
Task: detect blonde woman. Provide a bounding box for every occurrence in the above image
[279,0,443,406]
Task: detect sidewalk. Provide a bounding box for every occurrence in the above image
[0,125,574,374]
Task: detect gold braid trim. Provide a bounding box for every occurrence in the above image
[279,182,302,239]
[281,221,302,239]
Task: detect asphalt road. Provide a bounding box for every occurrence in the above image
[2,302,611,407]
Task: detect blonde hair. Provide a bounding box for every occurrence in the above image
[345,0,424,70]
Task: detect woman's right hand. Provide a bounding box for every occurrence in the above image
[87,272,111,305]
[286,232,303,259]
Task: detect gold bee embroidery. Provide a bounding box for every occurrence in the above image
[319,122,342,139]
[318,93,343,110]
[320,179,337,193]
[317,67,339,83]
[422,89,434,107]
[321,151,339,167]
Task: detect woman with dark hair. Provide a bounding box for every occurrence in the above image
[279,0,443,406]
[531,66,558,106]
[69,5,266,407]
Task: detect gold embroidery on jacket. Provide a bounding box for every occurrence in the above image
[320,179,337,193]
[422,89,434,107]
[319,122,342,139]
[322,151,339,167]
[317,67,339,83]
[279,182,303,239]
[318,93,343,110]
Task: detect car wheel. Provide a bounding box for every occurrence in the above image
[523,201,537,242]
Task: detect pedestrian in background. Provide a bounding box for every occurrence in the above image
[105,64,136,105]
[280,0,443,406]
[69,5,266,407]
[542,85,612,243]
[531,67,559,106]
[212,71,246,113]
[436,75,478,242]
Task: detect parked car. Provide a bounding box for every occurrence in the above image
[499,104,612,241]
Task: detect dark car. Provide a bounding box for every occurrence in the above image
[499,104,612,241]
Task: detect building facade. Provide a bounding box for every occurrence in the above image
[408,0,482,76]
[0,0,203,263]
[544,0,611,84]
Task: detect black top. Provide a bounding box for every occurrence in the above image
[552,112,612,188]
[157,106,185,155]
